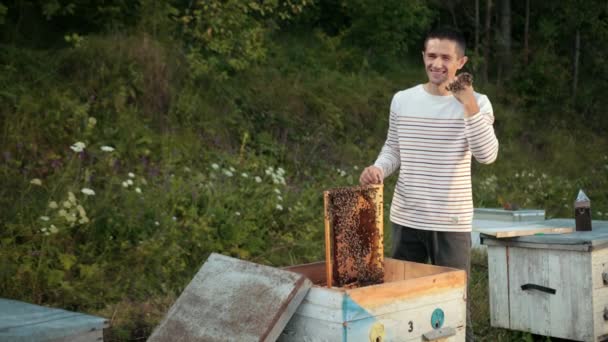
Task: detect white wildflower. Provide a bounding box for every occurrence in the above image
[81,188,95,196]
[128,172,135,178]
[172,216,177,221]
[49,225,59,234]
[70,141,86,153]
[241,173,248,178]
[68,192,76,203]
[276,204,283,211]
[48,201,58,209]
[235,211,241,216]
[211,163,220,170]
[30,178,42,186]
[135,187,142,194]
[184,167,191,172]
[255,176,262,183]
[277,195,283,201]
[87,117,97,128]
[63,201,72,208]
[274,188,281,194]
[154,221,160,226]
[277,167,285,175]
[127,179,134,186]
[40,216,50,221]
[122,181,129,188]
[78,217,89,224]
[101,146,115,152]
[229,166,236,172]
[353,165,359,170]
[223,170,233,177]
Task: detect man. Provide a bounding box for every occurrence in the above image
[359,28,498,341]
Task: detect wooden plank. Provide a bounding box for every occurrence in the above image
[482,238,592,252]
[507,247,593,341]
[384,258,455,281]
[0,298,108,342]
[283,261,326,285]
[481,220,608,247]
[384,258,405,282]
[487,246,510,329]
[477,225,573,238]
[347,269,465,308]
[148,253,312,342]
[323,191,333,288]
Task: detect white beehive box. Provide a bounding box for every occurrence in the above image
[482,219,608,341]
[279,258,467,341]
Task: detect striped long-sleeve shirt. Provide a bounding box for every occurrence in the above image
[374,84,498,232]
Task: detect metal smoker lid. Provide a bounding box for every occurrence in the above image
[575,189,591,208]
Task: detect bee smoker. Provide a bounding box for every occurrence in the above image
[574,189,592,231]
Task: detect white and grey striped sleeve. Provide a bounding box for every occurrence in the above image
[464,95,499,164]
[374,95,401,177]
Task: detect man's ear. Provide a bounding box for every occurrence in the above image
[458,56,469,70]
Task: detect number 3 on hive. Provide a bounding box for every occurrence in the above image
[408,321,413,332]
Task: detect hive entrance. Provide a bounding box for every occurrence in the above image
[324,184,384,288]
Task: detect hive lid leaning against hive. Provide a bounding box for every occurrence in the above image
[148,253,312,342]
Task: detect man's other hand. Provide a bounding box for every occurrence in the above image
[359,165,384,185]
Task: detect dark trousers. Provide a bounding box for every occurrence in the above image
[391,223,474,342]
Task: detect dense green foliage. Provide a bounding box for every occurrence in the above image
[2,0,608,340]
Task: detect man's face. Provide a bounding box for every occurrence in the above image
[422,39,467,86]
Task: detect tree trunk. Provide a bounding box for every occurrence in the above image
[523,0,530,65]
[448,2,459,29]
[482,0,492,83]
[573,29,580,103]
[499,0,512,82]
[475,0,480,57]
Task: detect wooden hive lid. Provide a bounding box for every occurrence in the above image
[148,253,312,342]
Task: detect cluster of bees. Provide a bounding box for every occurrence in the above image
[327,186,384,288]
[445,72,473,92]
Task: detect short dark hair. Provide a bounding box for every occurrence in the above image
[423,27,466,56]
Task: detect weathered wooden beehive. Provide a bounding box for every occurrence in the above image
[483,219,608,341]
[279,258,467,341]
